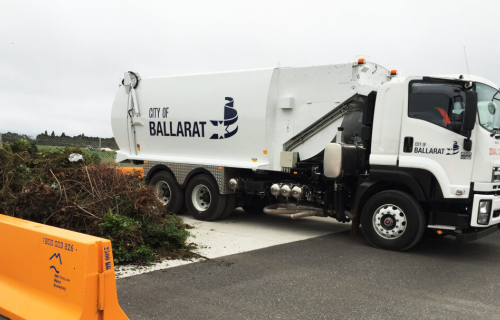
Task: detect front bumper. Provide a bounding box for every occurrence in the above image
[456,224,500,242]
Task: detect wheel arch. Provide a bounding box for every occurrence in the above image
[350,167,439,244]
[351,166,442,235]
[353,166,444,218]
[146,164,177,184]
[353,180,415,220]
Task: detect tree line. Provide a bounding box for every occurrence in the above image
[1,131,119,149]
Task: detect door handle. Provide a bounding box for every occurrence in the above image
[403,137,413,153]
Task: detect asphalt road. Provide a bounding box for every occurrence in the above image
[117,229,500,320]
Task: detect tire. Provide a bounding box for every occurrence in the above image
[220,194,236,219]
[361,190,426,251]
[242,204,265,215]
[177,203,188,215]
[185,174,227,221]
[150,171,184,214]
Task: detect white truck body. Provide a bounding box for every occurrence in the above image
[112,62,389,170]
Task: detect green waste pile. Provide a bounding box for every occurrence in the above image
[0,139,192,264]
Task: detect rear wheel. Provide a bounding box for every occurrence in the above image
[185,174,227,221]
[150,171,184,214]
[220,194,236,219]
[361,190,425,251]
[178,203,188,215]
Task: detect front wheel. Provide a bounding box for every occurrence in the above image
[361,190,425,251]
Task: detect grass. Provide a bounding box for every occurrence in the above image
[37,145,117,164]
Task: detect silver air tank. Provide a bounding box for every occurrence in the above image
[292,186,303,199]
[228,178,243,190]
[280,184,292,198]
[270,183,281,197]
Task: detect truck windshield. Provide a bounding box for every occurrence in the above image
[476,83,500,131]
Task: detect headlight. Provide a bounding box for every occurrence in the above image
[477,200,492,225]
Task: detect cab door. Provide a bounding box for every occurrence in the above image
[398,78,475,199]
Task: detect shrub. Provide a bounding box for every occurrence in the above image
[98,211,191,264]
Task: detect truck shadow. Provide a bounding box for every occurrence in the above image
[180,208,500,262]
[180,208,351,237]
[411,231,500,260]
[342,228,500,262]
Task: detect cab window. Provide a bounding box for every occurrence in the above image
[409,82,466,132]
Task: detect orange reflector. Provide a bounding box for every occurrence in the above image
[263,150,268,155]
[390,69,398,76]
[358,58,366,64]
[437,230,443,235]
[144,161,148,164]
[218,166,222,170]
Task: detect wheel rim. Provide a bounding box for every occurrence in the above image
[192,184,211,211]
[372,204,407,240]
[155,181,171,205]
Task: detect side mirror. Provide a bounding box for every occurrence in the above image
[462,91,477,131]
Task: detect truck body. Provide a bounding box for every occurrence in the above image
[111,60,500,250]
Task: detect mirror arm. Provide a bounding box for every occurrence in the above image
[463,130,472,151]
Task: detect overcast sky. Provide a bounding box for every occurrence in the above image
[1,0,499,138]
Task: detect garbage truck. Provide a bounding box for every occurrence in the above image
[111,58,500,251]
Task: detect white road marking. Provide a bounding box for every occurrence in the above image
[116,209,350,278]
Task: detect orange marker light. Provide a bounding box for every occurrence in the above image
[390,69,398,76]
[437,230,443,235]
[293,171,298,175]
[263,150,268,155]
[358,58,366,64]
[218,166,222,170]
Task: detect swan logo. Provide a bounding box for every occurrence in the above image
[209,97,238,139]
[446,141,459,155]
